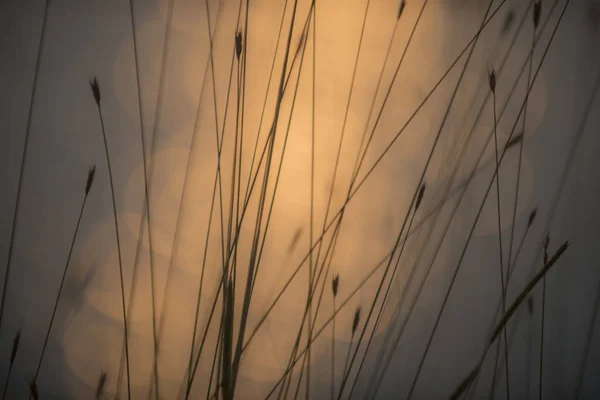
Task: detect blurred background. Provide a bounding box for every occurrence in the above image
[0,0,599,398]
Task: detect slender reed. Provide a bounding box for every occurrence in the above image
[96,371,107,400]
[32,166,96,390]
[347,183,425,399]
[488,66,511,400]
[337,306,361,400]
[462,27,600,396]
[572,269,600,400]
[365,3,542,394]
[185,0,243,394]
[331,275,339,400]
[0,0,51,340]
[241,1,511,350]
[539,232,549,400]
[228,0,302,395]
[1,330,20,399]
[449,239,569,400]
[28,380,38,400]
[125,0,160,397]
[116,1,176,397]
[307,2,317,397]
[89,77,131,399]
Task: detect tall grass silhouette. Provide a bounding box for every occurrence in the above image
[1,0,599,399]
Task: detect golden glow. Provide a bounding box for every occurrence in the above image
[59,0,549,396]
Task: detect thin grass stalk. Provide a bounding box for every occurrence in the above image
[460,3,558,397]
[266,189,535,400]
[304,4,415,374]
[253,3,507,350]
[270,4,542,395]
[221,3,246,282]
[201,0,248,395]
[331,276,338,400]
[455,16,600,396]
[184,0,242,393]
[295,155,497,400]
[32,166,95,389]
[89,77,131,400]
[117,0,177,397]
[171,0,226,394]
[241,0,290,204]
[286,217,342,400]
[245,2,314,316]
[253,11,317,398]
[506,0,539,311]
[239,5,503,358]
[347,0,431,191]
[486,214,536,400]
[539,234,549,400]
[204,312,224,400]
[572,272,600,399]
[240,0,512,356]
[350,10,402,213]
[449,239,569,400]
[346,3,498,397]
[240,1,314,220]
[488,67,511,400]
[225,28,242,294]
[263,249,401,400]
[125,1,160,397]
[292,0,377,387]
[229,0,301,394]
[280,213,343,400]
[335,178,423,399]
[316,0,373,290]
[366,57,532,393]
[221,280,234,400]
[500,3,539,397]
[286,7,319,397]
[525,298,534,399]
[285,227,344,400]
[0,0,50,340]
[29,380,38,400]
[96,372,108,400]
[347,186,424,399]
[307,2,317,396]
[1,330,20,400]
[338,306,361,399]
[292,249,332,400]
[407,5,560,398]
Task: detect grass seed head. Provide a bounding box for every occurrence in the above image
[501,9,516,36]
[544,233,550,266]
[488,67,496,93]
[29,379,38,400]
[533,1,542,29]
[86,164,96,195]
[89,76,101,105]
[332,274,339,298]
[235,31,243,60]
[397,0,406,20]
[415,182,426,212]
[288,227,303,254]
[527,297,534,316]
[527,207,538,228]
[504,132,523,151]
[298,28,307,52]
[96,371,107,399]
[352,306,361,335]
[10,329,20,366]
